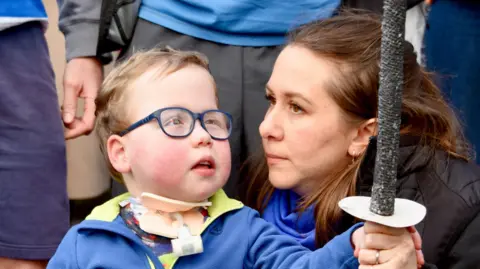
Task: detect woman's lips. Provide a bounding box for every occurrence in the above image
[265,153,288,165]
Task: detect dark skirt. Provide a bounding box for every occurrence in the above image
[0,21,69,260]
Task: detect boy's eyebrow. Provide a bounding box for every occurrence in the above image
[266,85,312,106]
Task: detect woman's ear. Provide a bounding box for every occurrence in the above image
[348,118,377,156]
[107,135,132,174]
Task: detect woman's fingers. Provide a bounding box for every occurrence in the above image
[364,221,404,236]
[358,247,414,265]
[361,223,423,268]
[407,226,423,250]
[358,249,384,265]
[358,247,417,269]
[416,249,425,267]
[359,260,417,269]
[364,232,412,250]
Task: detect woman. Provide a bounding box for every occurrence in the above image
[244,11,480,269]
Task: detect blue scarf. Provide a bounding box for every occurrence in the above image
[262,189,317,250]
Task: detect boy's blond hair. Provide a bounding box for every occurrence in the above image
[95,47,211,182]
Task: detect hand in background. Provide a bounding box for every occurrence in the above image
[62,57,103,139]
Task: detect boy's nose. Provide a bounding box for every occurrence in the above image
[191,121,212,147]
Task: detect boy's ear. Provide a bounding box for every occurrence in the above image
[348,118,377,156]
[107,135,131,174]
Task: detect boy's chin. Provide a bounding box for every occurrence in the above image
[160,187,219,203]
[188,189,219,202]
[138,189,215,204]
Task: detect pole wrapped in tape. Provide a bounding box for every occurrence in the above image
[370,0,407,216]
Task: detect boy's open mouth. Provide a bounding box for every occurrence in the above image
[192,157,216,170]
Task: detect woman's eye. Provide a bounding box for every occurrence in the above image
[290,103,304,114]
[265,94,276,105]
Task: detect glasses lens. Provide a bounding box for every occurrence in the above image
[160,108,193,136]
[203,111,231,139]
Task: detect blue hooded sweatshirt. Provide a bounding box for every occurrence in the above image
[48,190,361,269]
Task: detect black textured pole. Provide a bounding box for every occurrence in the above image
[370,0,406,216]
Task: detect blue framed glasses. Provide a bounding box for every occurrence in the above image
[118,107,233,140]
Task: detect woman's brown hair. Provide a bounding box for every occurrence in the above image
[244,10,470,247]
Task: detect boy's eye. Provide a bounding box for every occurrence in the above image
[205,119,221,126]
[164,117,185,126]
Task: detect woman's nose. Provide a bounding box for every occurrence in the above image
[259,108,283,141]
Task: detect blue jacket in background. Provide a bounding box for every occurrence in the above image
[0,0,47,31]
[48,191,361,269]
[139,0,341,46]
[0,0,46,18]
[56,0,341,60]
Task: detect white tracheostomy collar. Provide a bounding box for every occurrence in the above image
[121,192,212,257]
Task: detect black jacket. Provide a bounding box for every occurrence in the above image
[345,136,480,268]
